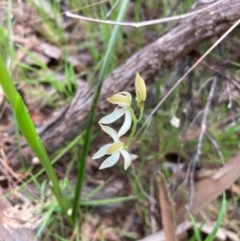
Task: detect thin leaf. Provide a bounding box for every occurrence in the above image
[156,171,176,241]
[0,56,70,223]
[189,213,203,241]
[71,0,130,223]
[80,196,136,206]
[204,192,226,241]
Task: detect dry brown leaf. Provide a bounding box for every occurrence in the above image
[14,36,38,65]
[156,171,176,241]
[36,42,62,60]
[140,153,240,241]
[193,222,239,241]
[138,220,192,241]
[231,184,240,195]
[25,51,50,66]
[174,152,240,222]
[138,220,240,241]
[191,152,240,214]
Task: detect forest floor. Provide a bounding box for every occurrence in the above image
[1,0,240,241]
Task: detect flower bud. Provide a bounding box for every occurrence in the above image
[135,73,146,103]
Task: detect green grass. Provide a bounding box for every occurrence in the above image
[0,56,71,219]
[204,193,226,241]
[27,0,66,43]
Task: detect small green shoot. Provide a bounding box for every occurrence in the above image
[204,192,226,241]
[189,213,203,241]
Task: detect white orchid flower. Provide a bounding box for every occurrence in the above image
[99,92,132,137]
[92,124,131,170]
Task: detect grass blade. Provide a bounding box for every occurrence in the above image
[71,0,130,223]
[189,213,203,241]
[204,192,226,241]
[0,56,70,222]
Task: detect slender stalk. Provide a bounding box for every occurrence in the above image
[7,0,13,68]
[125,106,144,149]
[126,110,138,148]
[71,0,130,224]
[137,106,144,121]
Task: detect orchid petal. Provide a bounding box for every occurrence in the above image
[118,91,132,102]
[99,108,125,124]
[92,144,111,159]
[118,110,132,137]
[107,94,131,107]
[99,124,119,142]
[120,149,131,170]
[99,152,120,169]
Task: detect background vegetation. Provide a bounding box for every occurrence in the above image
[0,0,240,240]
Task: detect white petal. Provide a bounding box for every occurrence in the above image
[170,116,180,128]
[99,152,120,169]
[120,149,131,170]
[118,110,132,137]
[92,144,111,159]
[99,108,125,124]
[100,124,119,142]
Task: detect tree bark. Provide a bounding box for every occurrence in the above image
[8,0,240,166]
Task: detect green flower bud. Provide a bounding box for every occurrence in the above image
[135,73,146,104]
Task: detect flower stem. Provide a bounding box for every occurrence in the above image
[138,106,144,122]
[125,106,144,149]
[126,118,137,149]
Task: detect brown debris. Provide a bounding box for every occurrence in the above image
[67,51,93,72]
[140,152,240,240]
[138,220,240,241]
[36,42,62,60]
[156,172,176,241]
[190,152,240,215]
[0,187,37,241]
[14,37,62,66]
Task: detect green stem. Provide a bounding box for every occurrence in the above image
[71,0,130,224]
[125,106,144,149]
[126,119,137,149]
[138,106,144,122]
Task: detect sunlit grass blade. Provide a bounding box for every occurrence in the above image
[80,195,136,206]
[71,0,130,223]
[204,192,226,241]
[189,213,203,241]
[35,203,56,239]
[0,56,70,222]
